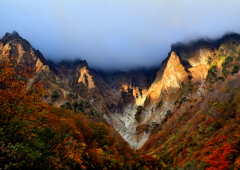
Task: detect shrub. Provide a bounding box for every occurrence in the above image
[210,61,217,68]
[179,96,187,105]
[220,55,226,63]
[65,102,71,110]
[174,100,178,105]
[51,91,58,99]
[231,65,239,75]
[72,101,78,108]
[181,82,185,89]
[207,61,217,81]
[218,76,224,81]
[152,122,158,128]
[79,107,84,112]
[166,110,171,118]
[67,93,73,97]
[79,101,83,107]
[73,94,78,99]
[222,56,233,67]
[156,100,163,109]
[135,106,143,121]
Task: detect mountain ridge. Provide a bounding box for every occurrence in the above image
[1,31,240,149]
[2,31,240,169]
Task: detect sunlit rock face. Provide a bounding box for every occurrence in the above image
[171,40,217,84]
[158,51,189,93]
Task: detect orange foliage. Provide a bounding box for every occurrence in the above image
[0,58,46,136]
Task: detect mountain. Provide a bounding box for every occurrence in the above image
[1,31,240,169]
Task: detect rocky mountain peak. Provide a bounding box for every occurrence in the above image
[10,31,21,38]
[1,31,25,46]
[158,51,189,94]
[0,31,62,80]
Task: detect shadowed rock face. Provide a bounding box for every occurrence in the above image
[1,31,240,149]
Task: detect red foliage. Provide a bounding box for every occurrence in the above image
[205,143,234,170]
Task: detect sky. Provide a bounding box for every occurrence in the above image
[1,0,240,71]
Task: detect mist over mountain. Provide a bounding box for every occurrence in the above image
[1,0,240,70]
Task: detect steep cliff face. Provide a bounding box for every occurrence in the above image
[138,51,190,127]
[125,51,191,148]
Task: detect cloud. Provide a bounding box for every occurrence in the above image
[1,0,240,70]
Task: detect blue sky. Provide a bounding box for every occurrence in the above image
[1,0,240,70]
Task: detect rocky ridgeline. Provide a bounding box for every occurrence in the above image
[1,31,240,149]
